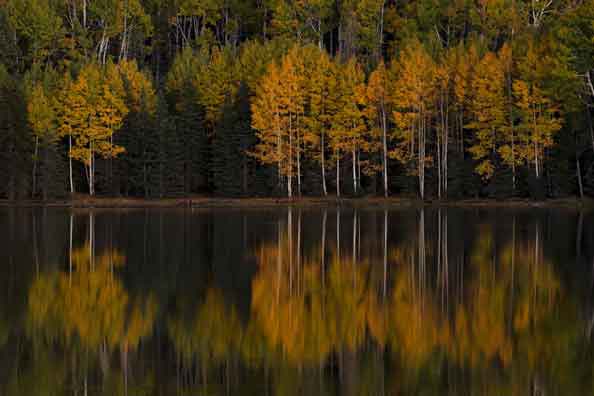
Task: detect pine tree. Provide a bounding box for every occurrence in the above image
[108,60,158,197]
[165,47,208,194]
[213,84,255,196]
[0,65,29,200]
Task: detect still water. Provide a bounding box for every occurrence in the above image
[1,206,594,395]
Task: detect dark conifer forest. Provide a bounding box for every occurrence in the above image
[1,0,594,200]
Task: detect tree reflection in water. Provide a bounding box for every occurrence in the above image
[0,207,593,395]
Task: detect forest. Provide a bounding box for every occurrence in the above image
[1,0,594,200]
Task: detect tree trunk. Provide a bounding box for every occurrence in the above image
[437,113,441,200]
[242,154,248,195]
[82,0,87,29]
[321,131,327,196]
[89,144,95,196]
[297,133,301,196]
[383,209,387,298]
[336,156,340,197]
[287,174,292,198]
[69,135,74,194]
[32,136,39,198]
[577,154,584,199]
[288,116,293,198]
[352,149,357,194]
[381,107,388,197]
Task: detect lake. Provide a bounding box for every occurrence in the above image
[1,206,593,395]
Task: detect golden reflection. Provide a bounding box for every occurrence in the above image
[17,209,591,394]
[168,287,243,366]
[27,242,157,352]
[246,209,572,385]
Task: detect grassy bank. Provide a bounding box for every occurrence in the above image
[1,195,593,209]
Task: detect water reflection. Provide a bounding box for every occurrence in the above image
[0,207,593,394]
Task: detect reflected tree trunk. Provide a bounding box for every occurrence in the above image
[297,209,302,293]
[336,208,341,261]
[383,209,387,298]
[509,215,516,335]
[89,212,95,270]
[418,208,426,294]
[69,212,73,284]
[322,210,327,287]
[33,211,39,276]
[277,217,282,304]
[288,208,293,293]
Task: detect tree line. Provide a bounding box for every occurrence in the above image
[1,0,594,199]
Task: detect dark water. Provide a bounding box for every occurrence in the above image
[1,206,594,395]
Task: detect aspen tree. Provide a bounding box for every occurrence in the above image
[27,83,56,198]
[251,62,284,188]
[330,58,367,196]
[305,49,335,196]
[280,48,306,196]
[57,64,128,196]
[497,43,522,189]
[365,61,390,197]
[514,43,562,179]
[467,51,507,180]
[513,80,562,178]
[391,40,436,199]
[451,43,480,156]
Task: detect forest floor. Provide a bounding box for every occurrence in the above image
[1,194,593,209]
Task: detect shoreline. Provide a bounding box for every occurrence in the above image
[0,196,592,209]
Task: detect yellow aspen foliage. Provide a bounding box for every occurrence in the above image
[27,83,56,143]
[238,39,287,94]
[251,46,306,197]
[495,43,523,184]
[513,80,562,178]
[467,51,508,180]
[364,60,391,196]
[251,61,284,168]
[56,63,129,195]
[390,40,436,198]
[112,60,157,115]
[329,57,368,195]
[303,48,337,195]
[513,43,563,179]
[27,81,57,196]
[449,42,481,155]
[193,46,238,129]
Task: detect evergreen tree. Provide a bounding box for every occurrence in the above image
[213,84,254,196]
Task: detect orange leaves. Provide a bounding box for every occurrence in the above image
[27,244,157,352]
[56,63,129,165]
[466,50,508,180]
[390,40,436,166]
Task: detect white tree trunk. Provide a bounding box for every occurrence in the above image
[68,135,74,194]
[352,149,357,194]
[382,108,388,197]
[321,131,327,196]
[336,156,340,197]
